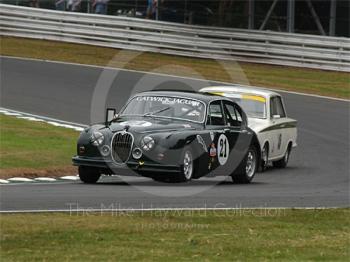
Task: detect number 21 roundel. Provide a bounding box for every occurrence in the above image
[217,134,229,165]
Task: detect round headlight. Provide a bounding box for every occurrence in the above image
[91,131,104,146]
[141,136,155,151]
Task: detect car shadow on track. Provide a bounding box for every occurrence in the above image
[261,165,301,174]
[91,178,267,187]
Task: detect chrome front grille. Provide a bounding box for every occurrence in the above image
[111,131,133,163]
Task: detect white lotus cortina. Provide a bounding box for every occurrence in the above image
[200,85,297,171]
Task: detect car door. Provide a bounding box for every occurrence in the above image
[205,100,231,170]
[222,100,243,149]
[222,100,252,167]
[270,96,287,157]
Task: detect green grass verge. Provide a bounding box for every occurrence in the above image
[1,209,349,261]
[1,36,349,99]
[0,115,78,178]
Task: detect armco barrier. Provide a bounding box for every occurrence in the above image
[0,4,349,72]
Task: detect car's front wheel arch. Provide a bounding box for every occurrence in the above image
[251,135,261,165]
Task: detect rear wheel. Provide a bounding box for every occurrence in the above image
[232,145,258,184]
[273,145,291,168]
[78,166,101,184]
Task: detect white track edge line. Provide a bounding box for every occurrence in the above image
[0,206,345,213]
[0,106,87,128]
[2,55,349,102]
[0,181,77,186]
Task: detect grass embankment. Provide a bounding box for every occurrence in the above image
[1,36,349,99]
[0,115,78,179]
[1,209,349,261]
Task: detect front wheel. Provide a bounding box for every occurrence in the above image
[78,166,101,184]
[176,148,195,182]
[261,144,269,172]
[232,146,258,184]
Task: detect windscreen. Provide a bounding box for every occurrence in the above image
[121,96,206,123]
[228,94,266,119]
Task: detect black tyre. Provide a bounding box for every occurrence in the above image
[232,145,258,184]
[261,143,269,172]
[273,145,291,168]
[78,166,101,184]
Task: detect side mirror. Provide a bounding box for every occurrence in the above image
[105,108,116,126]
[272,114,281,120]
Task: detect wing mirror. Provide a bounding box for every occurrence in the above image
[272,114,281,120]
[105,108,117,126]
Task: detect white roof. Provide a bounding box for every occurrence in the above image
[199,85,281,98]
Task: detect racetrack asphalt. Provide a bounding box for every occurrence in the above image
[0,56,349,211]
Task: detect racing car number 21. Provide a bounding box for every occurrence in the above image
[217,134,229,165]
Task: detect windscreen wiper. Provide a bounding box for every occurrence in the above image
[143,107,171,117]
